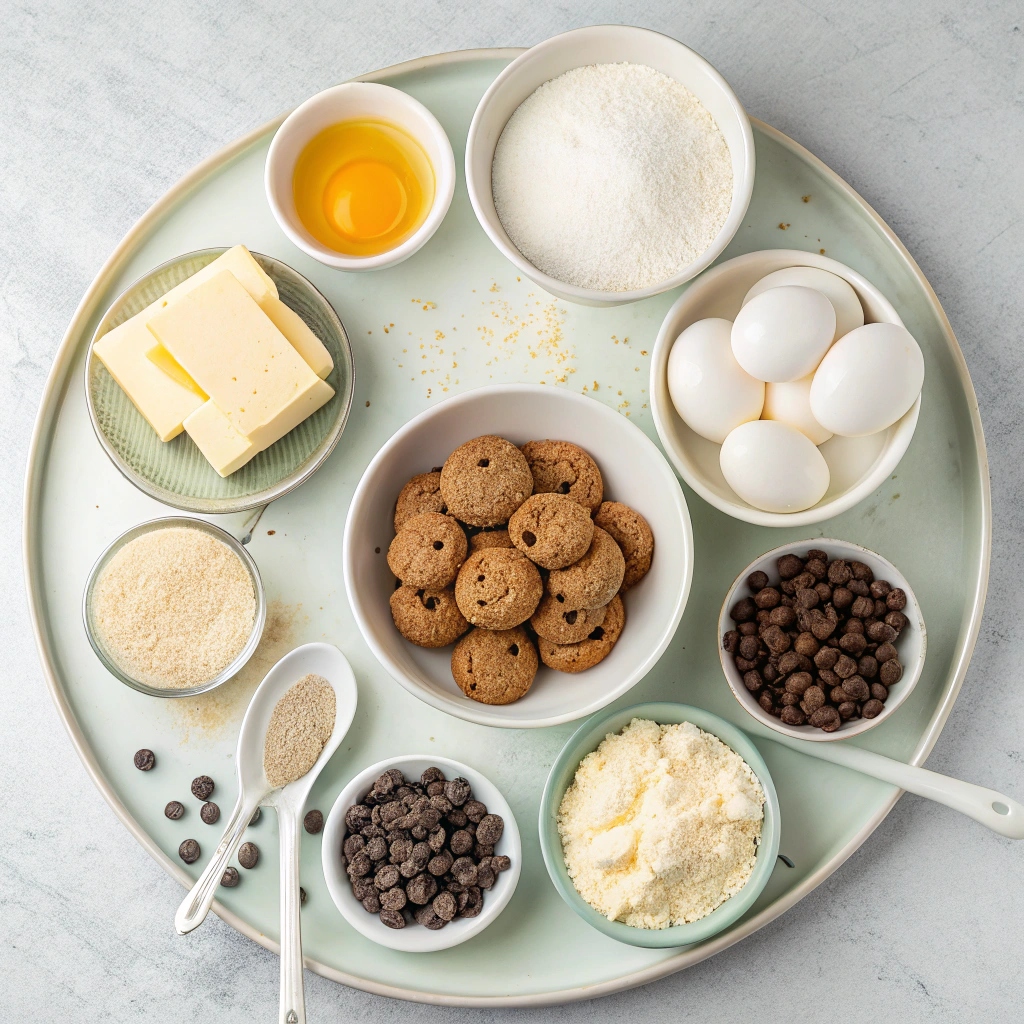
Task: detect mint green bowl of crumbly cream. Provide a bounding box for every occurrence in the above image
[83,517,266,698]
[538,702,780,948]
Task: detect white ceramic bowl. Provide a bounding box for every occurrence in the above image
[265,82,456,272]
[322,755,522,952]
[718,538,927,741]
[343,384,693,728]
[650,249,922,526]
[465,25,755,307]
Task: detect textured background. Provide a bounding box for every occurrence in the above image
[3,0,1023,1020]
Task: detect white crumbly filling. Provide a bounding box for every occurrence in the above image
[557,718,764,928]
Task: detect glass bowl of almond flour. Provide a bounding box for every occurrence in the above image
[83,517,266,697]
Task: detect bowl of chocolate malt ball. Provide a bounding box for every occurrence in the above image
[321,755,522,952]
[718,539,926,741]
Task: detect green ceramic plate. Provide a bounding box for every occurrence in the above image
[24,50,989,1006]
[85,248,355,513]
[538,702,780,948]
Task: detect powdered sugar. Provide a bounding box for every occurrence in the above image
[492,63,733,293]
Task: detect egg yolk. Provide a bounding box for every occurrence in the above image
[292,120,434,257]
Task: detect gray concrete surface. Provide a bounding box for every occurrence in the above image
[2,0,1023,1020]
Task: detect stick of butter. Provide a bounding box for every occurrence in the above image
[93,245,278,441]
[147,271,334,467]
[258,296,334,379]
[183,400,254,477]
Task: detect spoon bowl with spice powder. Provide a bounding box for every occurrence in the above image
[174,643,357,1023]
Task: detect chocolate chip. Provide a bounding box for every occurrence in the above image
[380,908,406,929]
[191,776,214,801]
[433,890,457,921]
[476,815,504,846]
[249,807,261,826]
[134,749,155,771]
[238,842,259,869]
[444,778,471,807]
[862,699,885,719]
[164,801,185,820]
[300,887,307,905]
[304,810,324,835]
[886,588,907,611]
[221,867,240,887]
[179,839,201,864]
[879,659,904,686]
[200,802,220,825]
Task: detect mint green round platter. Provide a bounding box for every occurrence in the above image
[85,248,355,514]
[24,49,989,1006]
[539,702,780,948]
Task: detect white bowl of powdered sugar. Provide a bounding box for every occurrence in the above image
[466,26,754,307]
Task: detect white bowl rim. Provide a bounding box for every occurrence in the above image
[465,24,755,305]
[717,537,927,741]
[342,382,695,728]
[321,754,523,952]
[265,82,456,271]
[650,248,923,526]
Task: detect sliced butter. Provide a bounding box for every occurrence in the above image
[93,246,278,441]
[258,296,334,379]
[183,400,254,477]
[147,270,334,444]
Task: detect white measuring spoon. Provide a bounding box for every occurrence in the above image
[762,730,1024,839]
[174,642,357,1024]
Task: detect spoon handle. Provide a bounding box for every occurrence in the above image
[174,793,260,935]
[767,735,1024,839]
[277,804,306,1024]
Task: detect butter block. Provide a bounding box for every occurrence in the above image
[183,400,254,477]
[147,270,334,445]
[94,246,278,440]
[258,296,334,379]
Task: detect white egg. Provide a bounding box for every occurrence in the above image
[762,376,833,445]
[810,322,924,437]
[720,420,830,513]
[667,318,765,443]
[731,286,837,382]
[743,266,865,340]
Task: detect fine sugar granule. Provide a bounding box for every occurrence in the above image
[92,527,256,690]
[558,718,764,928]
[492,63,733,292]
[263,673,336,788]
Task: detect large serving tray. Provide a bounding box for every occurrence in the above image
[24,49,989,1006]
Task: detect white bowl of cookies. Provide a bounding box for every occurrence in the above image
[343,384,693,728]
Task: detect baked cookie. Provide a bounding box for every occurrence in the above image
[538,595,625,673]
[387,512,467,589]
[520,440,603,513]
[454,548,543,629]
[530,593,607,644]
[390,586,469,648]
[508,493,594,570]
[468,528,514,553]
[394,471,446,531]
[452,627,538,704]
[593,501,654,591]
[546,527,625,609]
[440,436,533,527]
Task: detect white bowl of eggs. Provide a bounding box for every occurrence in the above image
[649,250,924,526]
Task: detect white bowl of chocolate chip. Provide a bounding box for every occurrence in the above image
[321,755,522,952]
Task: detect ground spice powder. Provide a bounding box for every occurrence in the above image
[263,673,336,788]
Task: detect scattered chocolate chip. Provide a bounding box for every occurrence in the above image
[164,801,185,820]
[191,776,214,801]
[221,867,240,887]
[134,749,155,771]
[200,802,220,825]
[238,842,259,869]
[179,839,200,864]
[249,807,261,826]
[304,810,324,835]
[300,887,307,905]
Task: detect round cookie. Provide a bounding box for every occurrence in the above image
[451,627,538,704]
[520,440,603,512]
[387,512,467,589]
[593,501,654,591]
[468,528,514,553]
[538,595,626,673]
[390,586,469,648]
[394,471,446,531]
[508,493,594,570]
[454,548,543,629]
[530,593,607,644]
[546,527,625,609]
[440,436,533,527]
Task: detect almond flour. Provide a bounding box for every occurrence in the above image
[263,674,336,788]
[557,718,764,928]
[91,526,256,690]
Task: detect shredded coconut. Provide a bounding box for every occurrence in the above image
[492,62,733,292]
[263,674,336,788]
[557,718,764,928]
[91,527,256,690]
